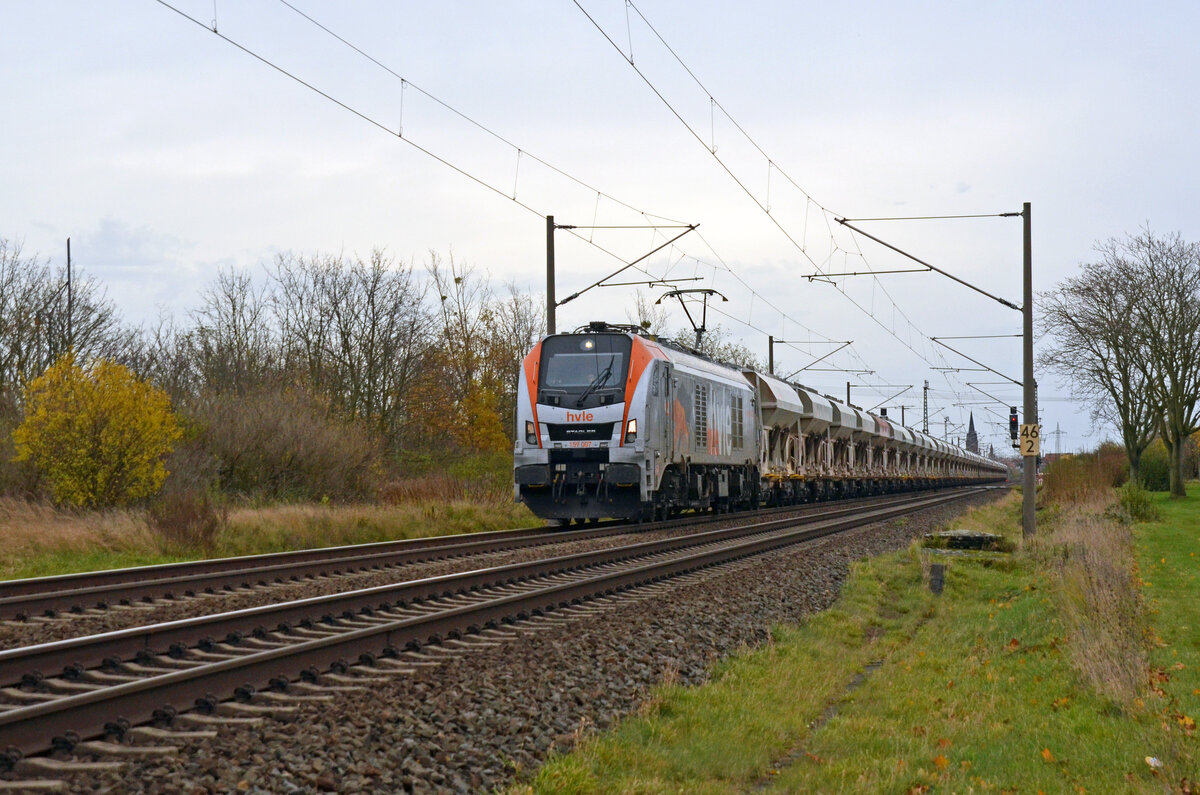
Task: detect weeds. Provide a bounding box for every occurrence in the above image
[380,473,509,506]
[150,489,227,553]
[1028,495,1148,705]
[1111,480,1162,523]
[0,493,536,580]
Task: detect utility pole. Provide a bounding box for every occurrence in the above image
[768,337,808,376]
[832,204,1035,534]
[66,238,73,350]
[545,216,556,334]
[1021,202,1035,539]
[922,380,929,433]
[544,216,697,338]
[944,416,949,441]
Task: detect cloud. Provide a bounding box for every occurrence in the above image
[72,219,203,324]
[75,218,190,274]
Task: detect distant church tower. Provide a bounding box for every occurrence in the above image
[966,412,979,454]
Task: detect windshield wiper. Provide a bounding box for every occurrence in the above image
[575,355,616,407]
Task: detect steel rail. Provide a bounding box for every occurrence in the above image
[0,524,594,615]
[0,485,976,619]
[0,489,972,688]
[0,487,988,762]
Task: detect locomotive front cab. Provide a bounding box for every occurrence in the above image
[514,324,653,523]
[538,332,633,412]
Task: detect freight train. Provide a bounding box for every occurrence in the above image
[514,322,1008,523]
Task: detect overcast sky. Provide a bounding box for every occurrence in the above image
[4,1,1198,454]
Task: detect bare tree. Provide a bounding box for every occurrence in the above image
[428,251,494,402]
[490,283,545,437]
[191,268,277,396]
[1044,228,1200,495]
[272,250,431,446]
[0,238,129,398]
[1118,229,1200,497]
[1040,254,1157,480]
[668,324,765,371]
[122,313,202,403]
[626,290,670,333]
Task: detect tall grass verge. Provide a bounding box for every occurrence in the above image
[0,497,175,579]
[381,451,515,505]
[1028,494,1149,704]
[0,493,536,580]
[218,499,534,557]
[1036,446,1155,703]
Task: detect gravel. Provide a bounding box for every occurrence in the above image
[18,488,1008,795]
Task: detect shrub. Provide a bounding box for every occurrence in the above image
[192,386,381,501]
[1112,479,1160,523]
[1041,449,1127,507]
[1093,441,1129,487]
[150,488,226,552]
[1137,440,1171,492]
[13,353,182,507]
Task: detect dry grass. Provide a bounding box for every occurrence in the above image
[0,497,158,558]
[942,489,1021,535]
[1034,451,1150,703]
[0,492,537,580]
[379,473,511,506]
[1028,492,1148,704]
[218,499,534,556]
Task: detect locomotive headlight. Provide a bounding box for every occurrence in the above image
[624,418,637,444]
[525,421,538,445]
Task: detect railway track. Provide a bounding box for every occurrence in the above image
[0,486,989,771]
[0,488,951,623]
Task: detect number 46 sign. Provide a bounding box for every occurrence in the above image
[1019,424,1041,457]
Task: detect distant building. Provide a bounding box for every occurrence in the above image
[966,412,979,454]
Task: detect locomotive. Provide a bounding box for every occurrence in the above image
[513,322,1008,523]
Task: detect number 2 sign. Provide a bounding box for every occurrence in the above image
[1019,424,1040,457]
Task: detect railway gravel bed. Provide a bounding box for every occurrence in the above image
[26,488,1005,795]
[0,496,910,651]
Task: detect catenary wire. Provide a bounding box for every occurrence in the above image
[579,0,999,431]
[156,1,889,397]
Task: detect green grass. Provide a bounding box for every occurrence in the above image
[524,491,1200,793]
[7,549,197,581]
[1135,492,1200,776]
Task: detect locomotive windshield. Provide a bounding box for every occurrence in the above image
[539,334,632,405]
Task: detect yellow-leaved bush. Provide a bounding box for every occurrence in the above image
[13,353,182,508]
